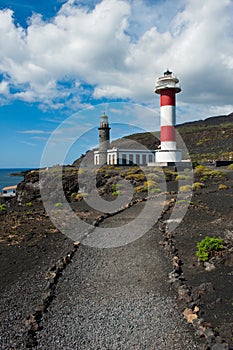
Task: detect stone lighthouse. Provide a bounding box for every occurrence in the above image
[98,112,111,165]
[154,70,182,164]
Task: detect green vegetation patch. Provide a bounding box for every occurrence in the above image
[54,202,63,208]
[219,184,228,190]
[0,203,6,211]
[176,174,192,181]
[192,182,205,191]
[179,185,192,192]
[124,173,146,181]
[196,236,224,262]
[194,165,226,182]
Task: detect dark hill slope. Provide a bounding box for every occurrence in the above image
[113,113,233,162]
[73,113,233,166]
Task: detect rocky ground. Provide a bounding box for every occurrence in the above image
[0,165,232,349]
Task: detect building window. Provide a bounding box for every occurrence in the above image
[112,154,115,164]
[122,154,127,165]
[142,154,147,165]
[129,154,134,165]
[136,154,140,165]
[149,154,153,163]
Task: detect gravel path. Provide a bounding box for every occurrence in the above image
[36,203,201,349]
[0,234,73,350]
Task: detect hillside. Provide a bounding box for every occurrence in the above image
[109,113,233,163]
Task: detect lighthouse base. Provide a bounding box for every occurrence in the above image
[154,149,182,163]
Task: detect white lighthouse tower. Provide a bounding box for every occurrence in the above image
[154,70,182,164]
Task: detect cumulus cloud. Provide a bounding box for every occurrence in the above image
[0,0,233,118]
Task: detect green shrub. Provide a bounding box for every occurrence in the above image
[112,191,121,196]
[125,173,146,181]
[71,192,77,198]
[112,184,121,192]
[76,193,88,201]
[219,184,228,190]
[0,203,6,211]
[195,166,227,182]
[54,202,63,207]
[227,164,233,170]
[146,173,159,181]
[194,165,208,175]
[180,185,192,192]
[192,182,205,190]
[176,174,192,181]
[134,185,146,193]
[176,199,187,205]
[26,202,33,207]
[196,236,224,262]
[150,187,161,194]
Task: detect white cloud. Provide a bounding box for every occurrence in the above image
[0,0,233,119]
[18,129,52,134]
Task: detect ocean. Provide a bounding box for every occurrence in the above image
[0,168,30,192]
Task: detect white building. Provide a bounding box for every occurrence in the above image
[94,147,155,166]
[1,185,17,197]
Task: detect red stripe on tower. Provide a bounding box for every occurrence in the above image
[160,89,176,106]
[160,126,175,141]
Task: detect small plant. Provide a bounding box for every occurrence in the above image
[134,185,146,193]
[125,173,146,181]
[176,199,187,205]
[26,202,33,207]
[76,193,88,201]
[0,203,6,211]
[179,185,192,192]
[176,174,192,181]
[71,192,78,198]
[54,202,63,208]
[112,191,121,196]
[196,236,224,262]
[219,184,228,190]
[192,182,205,191]
[227,164,233,170]
[112,184,121,192]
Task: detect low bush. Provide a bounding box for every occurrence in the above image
[194,165,227,182]
[196,236,224,262]
[176,174,192,181]
[192,182,205,191]
[125,173,146,181]
[26,202,33,207]
[219,184,228,190]
[76,193,88,201]
[112,191,121,196]
[179,185,192,192]
[0,203,6,211]
[227,164,233,170]
[54,202,63,207]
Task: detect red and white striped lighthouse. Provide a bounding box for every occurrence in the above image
[154,70,182,163]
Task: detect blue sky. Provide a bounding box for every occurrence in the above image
[0,0,233,167]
